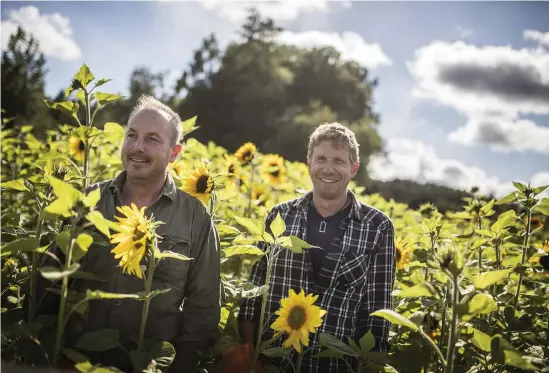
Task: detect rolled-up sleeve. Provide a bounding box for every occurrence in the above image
[357,220,396,352]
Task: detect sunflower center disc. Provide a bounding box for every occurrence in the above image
[133,229,146,242]
[287,306,306,330]
[540,255,549,270]
[196,175,210,194]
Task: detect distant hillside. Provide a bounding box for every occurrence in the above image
[362,178,474,213]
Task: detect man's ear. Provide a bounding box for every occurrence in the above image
[170,144,183,162]
[351,160,360,177]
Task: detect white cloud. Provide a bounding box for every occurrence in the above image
[198,0,340,24]
[276,30,392,69]
[1,6,81,61]
[407,38,549,153]
[524,29,549,47]
[368,138,549,198]
[407,41,549,117]
[448,115,549,154]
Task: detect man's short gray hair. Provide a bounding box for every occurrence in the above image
[127,94,182,146]
[307,122,360,164]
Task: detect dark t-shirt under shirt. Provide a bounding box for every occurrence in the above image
[306,200,352,280]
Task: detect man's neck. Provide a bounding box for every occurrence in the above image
[122,173,167,209]
[312,191,350,218]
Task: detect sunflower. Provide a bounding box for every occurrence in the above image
[422,313,441,340]
[225,155,245,185]
[169,160,186,177]
[528,215,544,232]
[251,184,272,207]
[395,237,413,270]
[418,202,437,218]
[261,154,286,185]
[234,142,256,166]
[110,203,159,279]
[530,240,549,273]
[68,136,85,161]
[180,160,216,204]
[270,289,327,353]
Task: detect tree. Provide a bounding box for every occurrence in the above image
[239,7,283,43]
[178,8,383,180]
[1,27,55,132]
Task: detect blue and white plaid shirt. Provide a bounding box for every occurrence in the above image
[239,190,396,373]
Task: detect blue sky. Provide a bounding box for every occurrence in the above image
[2,1,548,198]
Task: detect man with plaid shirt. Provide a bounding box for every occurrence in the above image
[238,122,396,373]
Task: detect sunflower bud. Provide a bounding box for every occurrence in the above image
[437,246,463,277]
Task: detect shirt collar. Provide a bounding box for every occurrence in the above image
[108,170,177,202]
[293,189,365,221]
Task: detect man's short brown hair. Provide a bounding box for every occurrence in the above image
[307,122,360,164]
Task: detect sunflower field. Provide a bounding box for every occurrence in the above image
[1,65,549,373]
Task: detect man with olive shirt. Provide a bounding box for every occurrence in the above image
[33,95,221,373]
[238,122,396,373]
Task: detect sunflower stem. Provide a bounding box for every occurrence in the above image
[252,250,273,372]
[29,202,45,321]
[444,274,459,373]
[513,208,531,308]
[295,349,305,373]
[543,319,549,359]
[83,89,91,189]
[53,213,81,367]
[137,251,156,355]
[83,139,90,190]
[247,160,255,217]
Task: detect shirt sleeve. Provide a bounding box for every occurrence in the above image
[357,220,396,352]
[170,212,221,372]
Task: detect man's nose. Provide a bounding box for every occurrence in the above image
[132,137,145,152]
[322,161,336,172]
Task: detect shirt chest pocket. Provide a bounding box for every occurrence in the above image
[154,234,193,286]
[337,251,371,288]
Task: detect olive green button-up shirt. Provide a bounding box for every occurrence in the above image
[38,171,221,372]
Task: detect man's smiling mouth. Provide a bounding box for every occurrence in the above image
[130,157,150,163]
[319,177,337,184]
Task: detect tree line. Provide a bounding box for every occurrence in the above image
[1,7,479,212]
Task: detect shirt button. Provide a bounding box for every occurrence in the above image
[115,300,121,306]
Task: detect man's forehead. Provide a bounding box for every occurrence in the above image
[127,110,170,133]
[314,140,349,152]
[129,109,170,125]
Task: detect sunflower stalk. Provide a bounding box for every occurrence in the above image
[52,212,82,367]
[137,249,156,354]
[294,347,309,373]
[544,314,549,359]
[445,273,459,373]
[82,88,92,189]
[513,208,531,308]
[28,195,46,321]
[477,215,483,270]
[252,248,273,373]
[83,139,90,190]
[247,161,256,218]
[438,289,448,351]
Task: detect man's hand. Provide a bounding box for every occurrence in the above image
[220,343,264,373]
